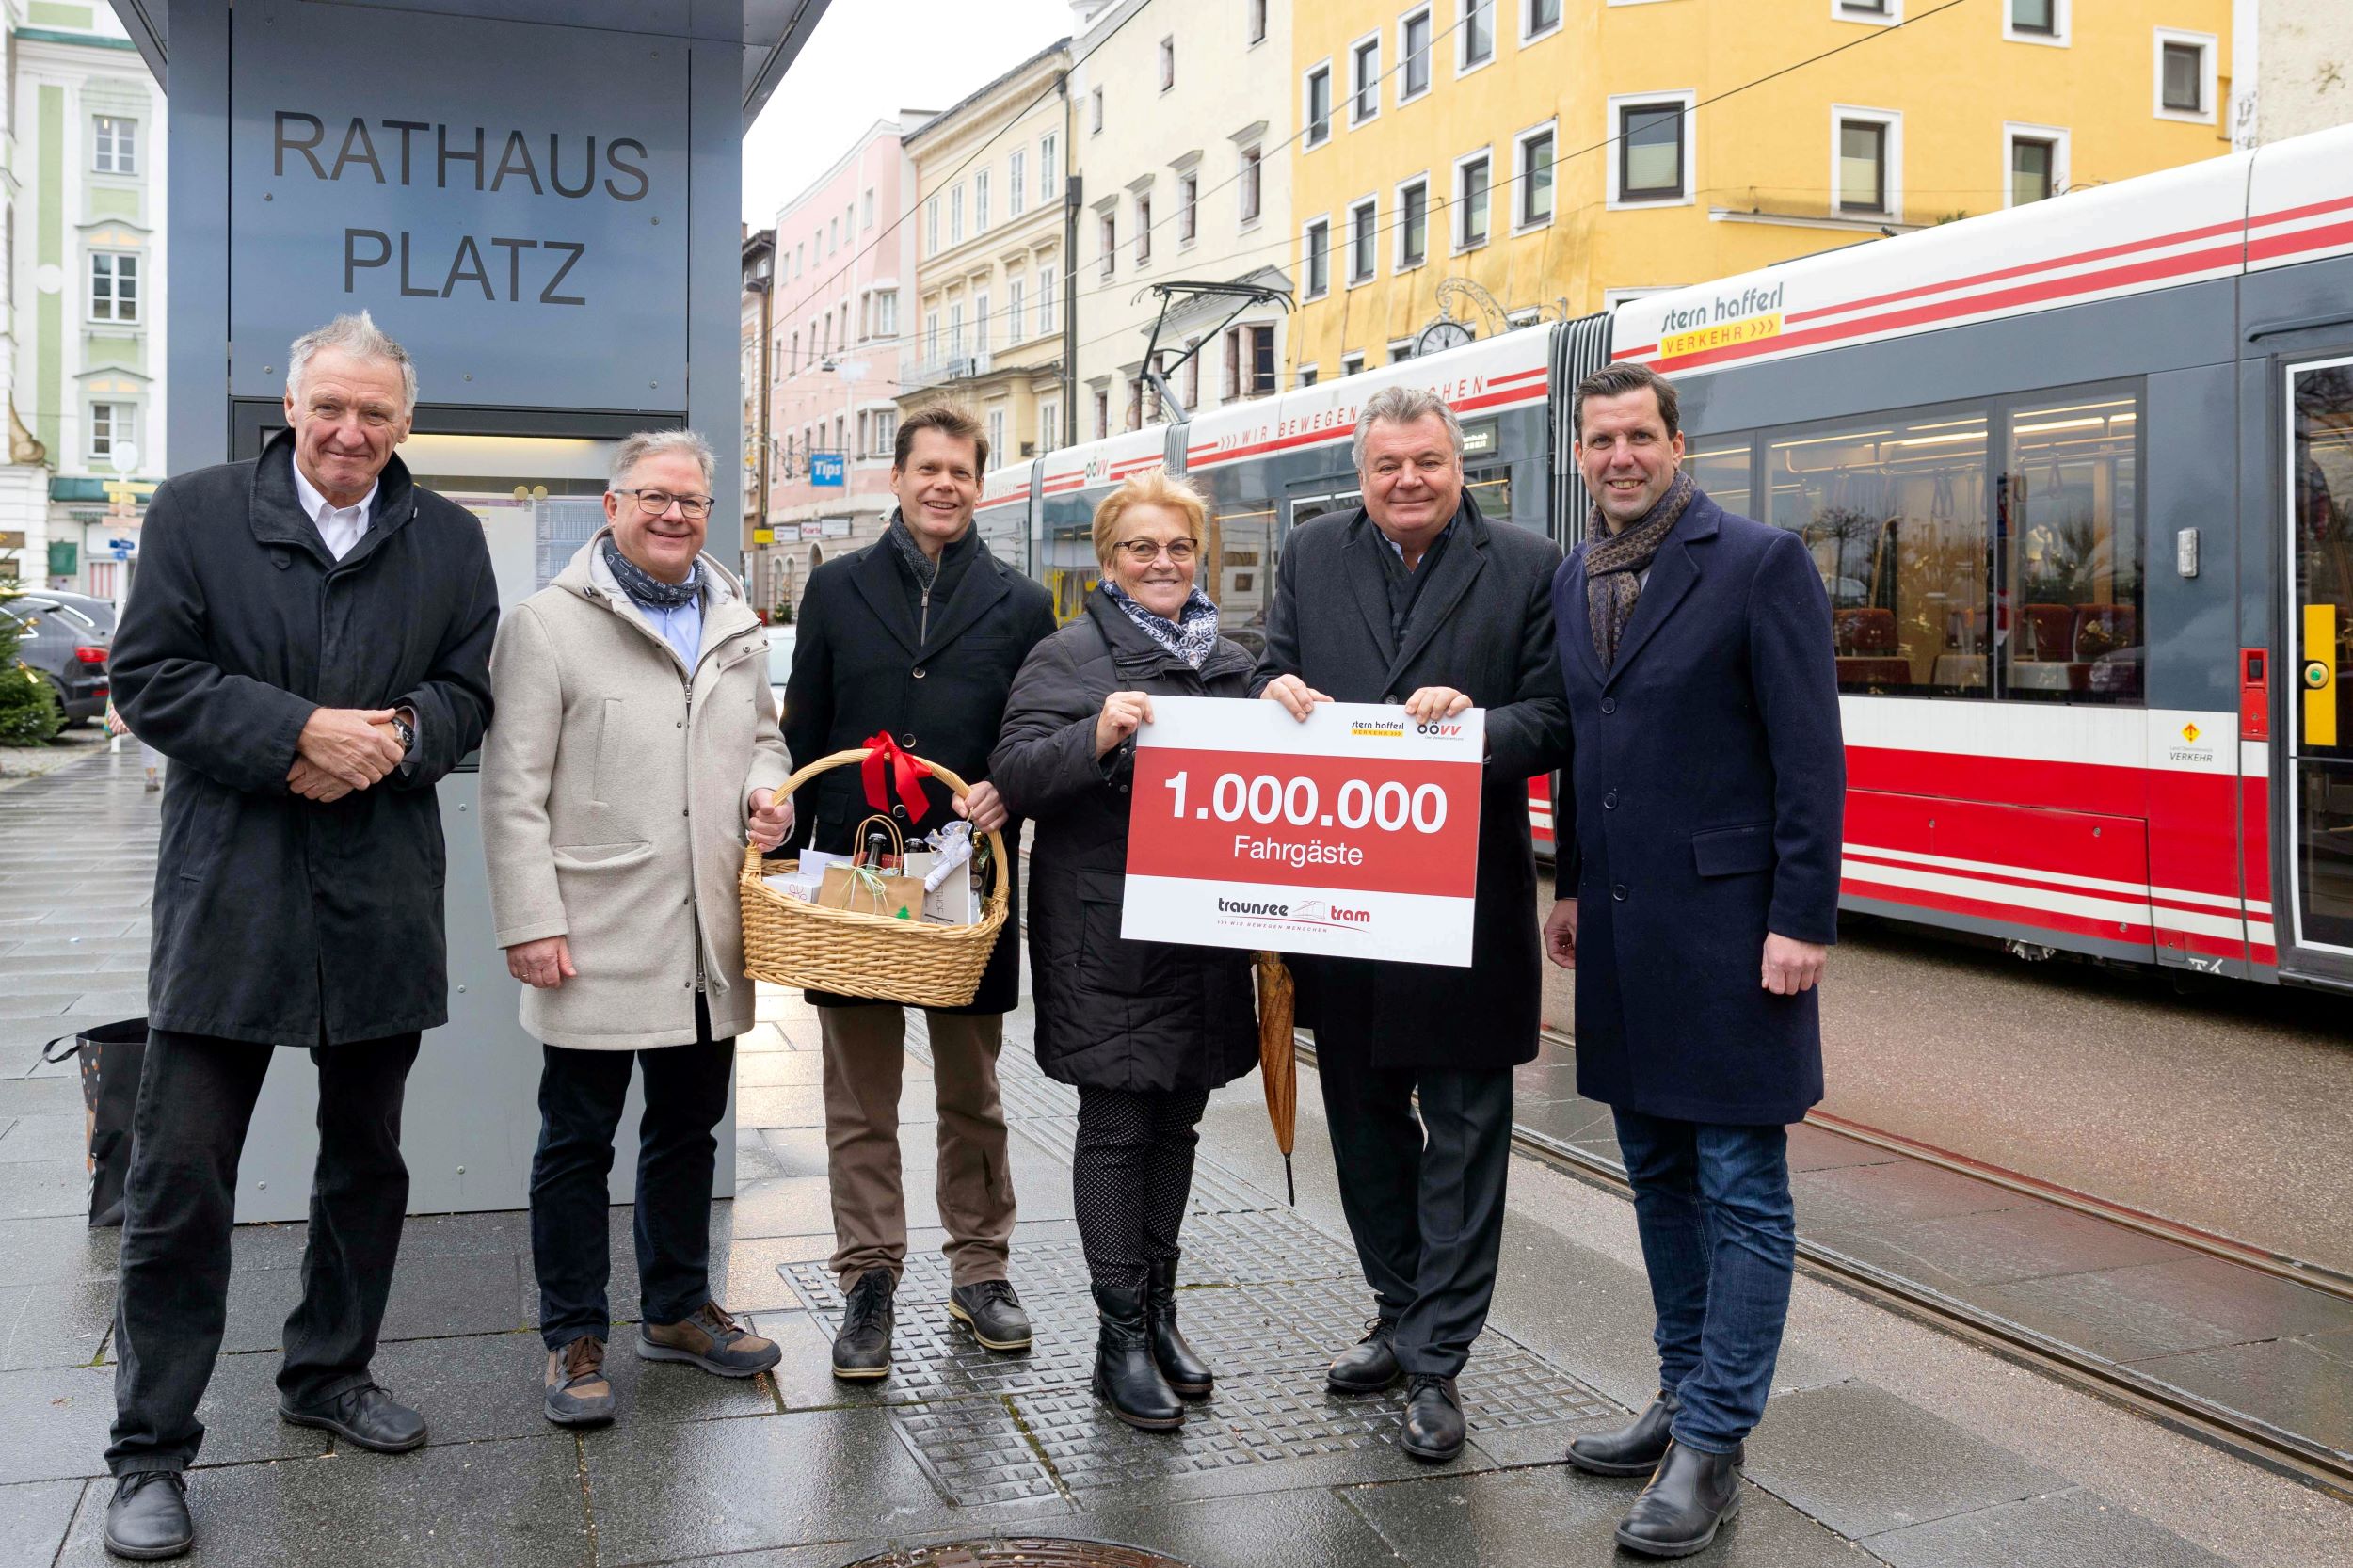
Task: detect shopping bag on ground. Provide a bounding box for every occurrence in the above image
[40,1018,148,1228]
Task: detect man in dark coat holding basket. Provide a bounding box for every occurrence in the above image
[780,404,1057,1381]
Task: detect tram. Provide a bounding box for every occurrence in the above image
[970,121,2353,991]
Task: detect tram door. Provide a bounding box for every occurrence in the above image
[2287,356,2353,971]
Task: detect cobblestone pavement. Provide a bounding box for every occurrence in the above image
[1,750,2347,1567]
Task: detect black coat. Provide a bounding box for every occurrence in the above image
[781,522,1057,1014]
[109,432,498,1046]
[1249,494,1571,1072]
[992,591,1261,1094]
[1551,489,1845,1125]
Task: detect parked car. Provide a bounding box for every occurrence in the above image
[4,592,114,726]
[766,624,797,723]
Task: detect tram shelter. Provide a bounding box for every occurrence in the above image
[106,0,830,1220]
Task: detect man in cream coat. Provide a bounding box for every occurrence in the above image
[483,429,793,1427]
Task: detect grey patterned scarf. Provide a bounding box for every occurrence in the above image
[1584,469,1695,668]
[601,536,701,610]
[885,512,939,592]
[1104,582,1221,670]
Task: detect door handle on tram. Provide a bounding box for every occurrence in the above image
[2304,604,2338,747]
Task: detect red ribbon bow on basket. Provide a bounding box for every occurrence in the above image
[859,731,934,824]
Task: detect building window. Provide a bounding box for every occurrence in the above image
[1398,179,1429,268]
[1040,133,1059,199]
[1009,152,1028,216]
[2156,32,2216,120]
[92,116,136,175]
[1401,9,1433,101]
[1350,199,1379,282]
[1094,390,1111,440]
[1038,265,1058,334]
[1341,352,1366,378]
[1516,125,1555,228]
[862,188,875,228]
[1297,365,1319,388]
[1389,340,1417,365]
[1461,0,1495,71]
[1100,213,1117,278]
[2006,0,2066,43]
[988,409,1007,465]
[89,252,138,322]
[1039,400,1060,453]
[1525,0,1562,38]
[1836,0,1897,19]
[1185,338,1203,410]
[924,310,940,360]
[1612,97,1691,203]
[1179,172,1199,243]
[1247,0,1268,45]
[872,409,897,459]
[948,302,964,357]
[1241,146,1263,224]
[1007,279,1026,345]
[1352,36,1382,125]
[1160,37,1176,91]
[926,198,941,255]
[1455,154,1491,248]
[975,170,990,232]
[1836,115,1892,214]
[972,292,990,353]
[874,290,897,337]
[1223,324,1276,400]
[950,186,965,245]
[1304,217,1331,298]
[89,402,132,461]
[1305,65,1333,148]
[1091,88,1105,135]
[2006,123,2066,205]
[1136,195,1154,264]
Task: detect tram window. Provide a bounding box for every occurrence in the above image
[1464,464,1512,525]
[1040,492,1101,625]
[1683,438,1753,522]
[2001,386,2142,703]
[1766,405,1991,696]
[1204,503,1278,659]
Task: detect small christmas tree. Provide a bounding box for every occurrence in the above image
[0,585,65,746]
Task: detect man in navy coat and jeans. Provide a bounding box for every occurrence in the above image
[1545,361,1842,1558]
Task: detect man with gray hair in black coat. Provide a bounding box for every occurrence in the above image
[98,312,497,1560]
[1253,384,1569,1464]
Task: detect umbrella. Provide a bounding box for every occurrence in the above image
[1255,951,1297,1205]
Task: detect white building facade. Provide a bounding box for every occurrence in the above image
[1069,0,1292,438]
[2,1,165,600]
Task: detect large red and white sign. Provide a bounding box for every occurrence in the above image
[1122,696,1485,967]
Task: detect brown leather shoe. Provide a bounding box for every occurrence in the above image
[638,1302,781,1378]
[543,1336,615,1427]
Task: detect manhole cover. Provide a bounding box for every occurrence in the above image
[840,1544,1195,1568]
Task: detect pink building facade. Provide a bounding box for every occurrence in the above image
[758,113,931,617]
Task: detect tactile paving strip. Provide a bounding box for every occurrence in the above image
[785,1165,1616,1504]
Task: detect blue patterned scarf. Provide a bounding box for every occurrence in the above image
[602,536,702,611]
[1104,582,1220,670]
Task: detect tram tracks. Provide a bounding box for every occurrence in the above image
[1510,1029,2353,1498]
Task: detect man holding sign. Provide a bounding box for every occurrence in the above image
[1252,386,1569,1463]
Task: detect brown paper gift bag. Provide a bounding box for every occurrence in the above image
[818,863,929,918]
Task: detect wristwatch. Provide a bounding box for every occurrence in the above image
[390,713,416,755]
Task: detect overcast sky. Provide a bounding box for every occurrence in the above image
[744,0,1078,226]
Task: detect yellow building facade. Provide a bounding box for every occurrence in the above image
[1289,0,2234,378]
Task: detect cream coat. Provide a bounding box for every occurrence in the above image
[482,532,792,1049]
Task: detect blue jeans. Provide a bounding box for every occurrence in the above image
[1612,1109,1796,1453]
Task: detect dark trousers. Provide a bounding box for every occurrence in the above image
[529,1001,735,1352]
[1614,1109,1796,1453]
[1317,1038,1514,1379]
[106,1029,422,1476]
[1071,1084,1212,1295]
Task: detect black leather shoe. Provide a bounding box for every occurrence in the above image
[1399,1372,1465,1462]
[831,1269,895,1381]
[1093,1282,1183,1431]
[103,1471,191,1561]
[1567,1389,1743,1476]
[947,1278,1032,1352]
[1144,1256,1212,1398]
[1616,1440,1743,1559]
[1326,1316,1401,1394]
[279,1382,427,1453]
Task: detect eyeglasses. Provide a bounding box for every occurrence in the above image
[615,488,715,520]
[1112,537,1200,565]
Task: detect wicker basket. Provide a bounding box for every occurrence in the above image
[739,747,1009,1007]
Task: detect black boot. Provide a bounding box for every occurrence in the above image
[830,1269,895,1381]
[1615,1441,1743,1559]
[1093,1282,1183,1432]
[1144,1256,1212,1398]
[1568,1389,1743,1476]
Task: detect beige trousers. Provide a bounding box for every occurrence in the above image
[816,1004,1016,1289]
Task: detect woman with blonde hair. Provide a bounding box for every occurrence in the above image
[991,471,1259,1432]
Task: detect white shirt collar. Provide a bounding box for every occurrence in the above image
[290,457,377,526]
